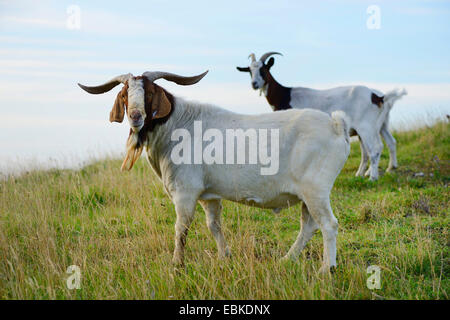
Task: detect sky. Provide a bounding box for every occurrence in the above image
[0,0,449,174]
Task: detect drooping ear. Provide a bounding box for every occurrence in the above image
[151,86,172,119]
[236,66,250,72]
[109,88,125,123]
[266,57,275,69]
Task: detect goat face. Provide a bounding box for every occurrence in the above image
[110,78,174,171]
[237,56,276,90]
[125,77,146,132]
[249,61,265,89]
[109,77,173,134]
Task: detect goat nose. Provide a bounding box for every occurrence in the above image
[252,82,258,89]
[130,110,141,121]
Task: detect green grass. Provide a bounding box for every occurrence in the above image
[1,122,449,299]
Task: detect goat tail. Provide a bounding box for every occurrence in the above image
[383,88,408,110]
[331,110,350,141]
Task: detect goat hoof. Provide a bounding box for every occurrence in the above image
[272,208,282,214]
[172,256,185,268]
[219,248,232,259]
[319,265,336,274]
[386,166,397,173]
[280,255,295,263]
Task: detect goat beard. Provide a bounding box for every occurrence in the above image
[121,131,144,171]
[259,83,268,96]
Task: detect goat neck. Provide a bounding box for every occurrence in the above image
[263,71,292,111]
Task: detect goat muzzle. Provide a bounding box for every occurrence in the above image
[129,110,144,131]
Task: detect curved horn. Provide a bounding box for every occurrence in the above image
[142,70,208,86]
[78,73,132,94]
[248,53,256,62]
[259,52,283,64]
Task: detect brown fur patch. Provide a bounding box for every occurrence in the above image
[371,93,384,108]
[110,83,128,122]
[259,66,292,111]
[141,77,174,134]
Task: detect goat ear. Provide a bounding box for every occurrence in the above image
[266,57,275,69]
[236,66,250,72]
[109,89,125,123]
[151,86,172,119]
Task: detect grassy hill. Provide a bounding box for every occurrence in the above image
[1,122,448,299]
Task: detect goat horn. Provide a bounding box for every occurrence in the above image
[259,52,283,63]
[248,53,256,62]
[142,70,208,86]
[78,73,132,94]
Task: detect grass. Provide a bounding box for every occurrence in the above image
[0,122,449,300]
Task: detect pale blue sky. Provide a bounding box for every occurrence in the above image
[1,0,449,173]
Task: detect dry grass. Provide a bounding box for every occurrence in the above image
[0,122,448,299]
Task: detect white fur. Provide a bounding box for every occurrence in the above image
[142,95,350,272]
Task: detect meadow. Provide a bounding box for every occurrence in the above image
[0,121,448,299]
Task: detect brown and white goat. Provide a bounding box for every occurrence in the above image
[79,70,350,272]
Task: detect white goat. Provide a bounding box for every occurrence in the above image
[78,70,350,272]
[237,52,407,180]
